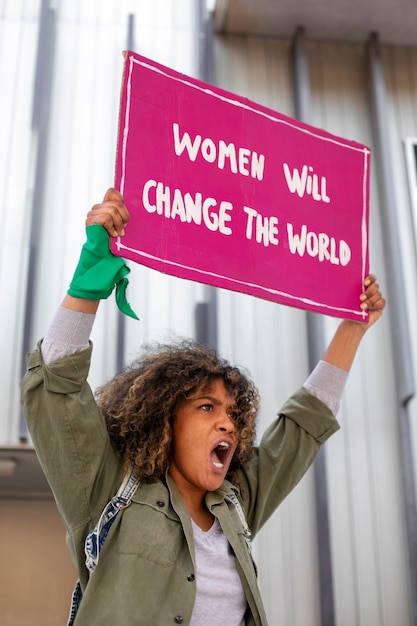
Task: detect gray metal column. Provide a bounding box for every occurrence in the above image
[198,0,215,85]
[367,32,417,625]
[195,0,217,349]
[116,13,136,374]
[20,0,56,440]
[292,26,335,626]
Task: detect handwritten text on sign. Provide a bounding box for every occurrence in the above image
[113,51,370,320]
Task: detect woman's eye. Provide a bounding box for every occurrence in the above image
[200,404,212,411]
[228,411,239,421]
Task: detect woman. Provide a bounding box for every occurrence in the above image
[21,188,385,625]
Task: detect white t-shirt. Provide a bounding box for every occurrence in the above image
[190,517,247,626]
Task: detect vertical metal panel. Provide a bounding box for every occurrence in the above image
[19,0,56,440]
[382,45,417,410]
[195,0,218,350]
[367,32,417,626]
[308,38,412,626]
[367,35,415,405]
[292,26,335,626]
[0,0,202,432]
[115,12,136,375]
[213,33,323,626]
[0,2,41,443]
[198,0,215,84]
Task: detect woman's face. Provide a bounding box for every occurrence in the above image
[169,378,239,498]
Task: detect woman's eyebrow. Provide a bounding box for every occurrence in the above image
[192,394,220,404]
[193,394,237,408]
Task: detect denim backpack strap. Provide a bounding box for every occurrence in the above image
[84,466,139,572]
[67,580,83,626]
[225,492,252,552]
[66,466,139,626]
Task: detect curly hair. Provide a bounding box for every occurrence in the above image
[95,339,259,484]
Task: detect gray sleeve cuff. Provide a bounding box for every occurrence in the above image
[303,360,348,415]
[41,306,96,365]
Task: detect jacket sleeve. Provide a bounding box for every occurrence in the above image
[21,341,122,533]
[237,386,340,536]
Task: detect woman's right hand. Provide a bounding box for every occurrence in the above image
[86,188,130,238]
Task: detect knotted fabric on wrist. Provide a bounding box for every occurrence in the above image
[67,224,139,320]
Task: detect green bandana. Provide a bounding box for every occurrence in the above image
[67,224,139,320]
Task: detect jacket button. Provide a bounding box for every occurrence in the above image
[187,573,195,582]
[174,617,184,624]
[156,500,165,507]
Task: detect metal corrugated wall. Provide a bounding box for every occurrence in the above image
[213,32,417,626]
[0,1,40,443]
[0,0,202,443]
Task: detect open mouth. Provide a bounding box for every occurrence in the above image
[211,440,232,469]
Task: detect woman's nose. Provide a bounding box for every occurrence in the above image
[217,412,235,433]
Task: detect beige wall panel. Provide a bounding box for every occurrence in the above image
[0,499,76,626]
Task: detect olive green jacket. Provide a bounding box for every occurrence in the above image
[21,342,339,625]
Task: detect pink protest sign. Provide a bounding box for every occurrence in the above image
[113,51,370,321]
